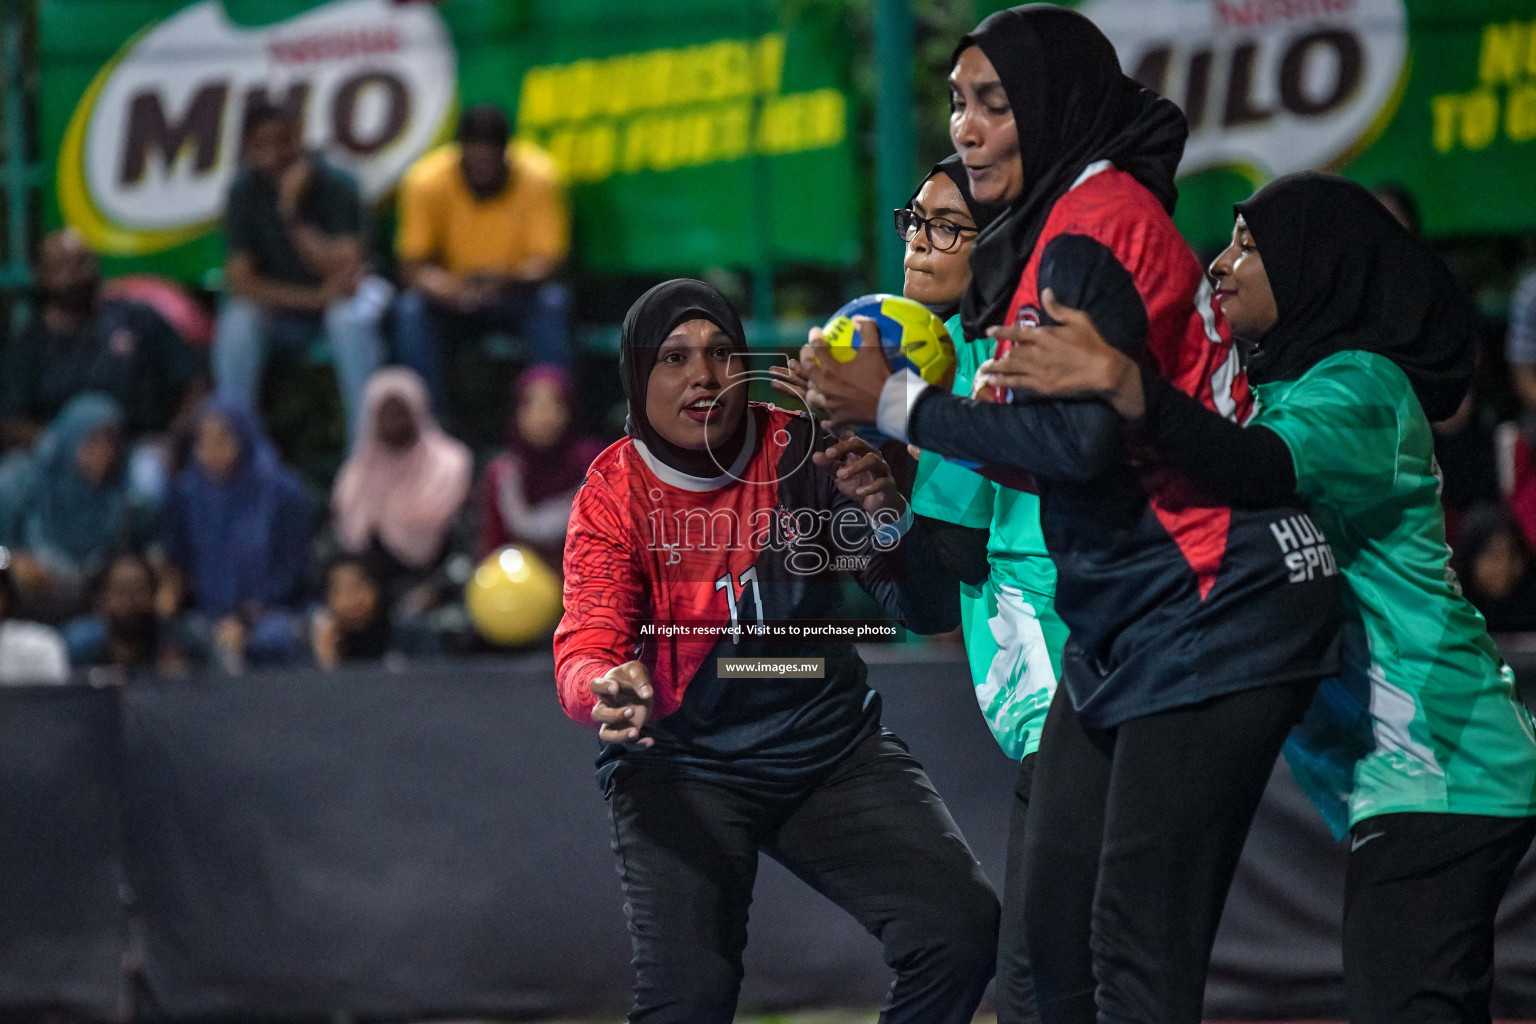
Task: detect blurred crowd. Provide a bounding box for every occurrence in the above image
[5,98,1536,685]
[0,102,605,683]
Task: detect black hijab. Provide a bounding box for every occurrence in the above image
[620,279,751,478]
[1238,172,1476,421]
[909,154,1002,320]
[955,5,1188,341]
[917,153,1002,233]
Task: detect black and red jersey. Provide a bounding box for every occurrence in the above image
[908,164,1340,725]
[554,404,949,789]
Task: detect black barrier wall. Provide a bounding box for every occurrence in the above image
[0,687,126,1018]
[5,653,1536,1020]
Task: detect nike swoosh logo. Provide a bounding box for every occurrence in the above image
[1352,831,1387,851]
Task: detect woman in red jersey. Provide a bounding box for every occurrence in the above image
[804,8,1342,1023]
[553,279,998,1024]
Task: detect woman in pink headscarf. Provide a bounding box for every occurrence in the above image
[332,368,472,607]
[477,366,605,571]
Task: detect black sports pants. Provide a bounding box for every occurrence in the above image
[606,731,1000,1024]
[996,751,1041,1023]
[1021,669,1320,1024]
[1345,810,1536,1024]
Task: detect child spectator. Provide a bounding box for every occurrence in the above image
[1456,503,1536,633]
[477,366,603,569]
[332,368,471,614]
[0,551,70,684]
[211,100,388,442]
[0,394,155,620]
[161,399,314,671]
[310,554,437,671]
[2,229,204,456]
[393,104,572,411]
[64,550,204,678]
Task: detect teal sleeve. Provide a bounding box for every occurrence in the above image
[910,313,996,526]
[1255,353,1408,509]
[911,449,995,526]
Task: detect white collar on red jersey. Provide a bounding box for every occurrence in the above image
[1071,159,1114,190]
[631,406,759,492]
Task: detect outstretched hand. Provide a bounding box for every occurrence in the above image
[589,660,656,749]
[769,357,820,418]
[974,289,1145,419]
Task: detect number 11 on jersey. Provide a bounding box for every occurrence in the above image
[715,567,763,631]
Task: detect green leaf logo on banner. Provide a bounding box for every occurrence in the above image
[57,0,457,256]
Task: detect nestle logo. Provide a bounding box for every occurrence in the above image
[269,27,401,64]
[1214,0,1355,28]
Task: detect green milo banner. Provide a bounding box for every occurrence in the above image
[1034,0,1536,247]
[37,0,1536,282]
[37,0,860,283]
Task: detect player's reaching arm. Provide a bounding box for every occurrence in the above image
[553,468,654,746]
[804,235,1148,483]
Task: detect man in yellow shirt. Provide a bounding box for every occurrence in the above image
[394,105,573,409]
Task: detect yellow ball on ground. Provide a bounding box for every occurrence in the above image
[465,545,563,647]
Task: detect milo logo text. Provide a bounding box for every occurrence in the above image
[58,0,456,255]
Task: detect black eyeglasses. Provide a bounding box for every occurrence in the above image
[894,208,978,253]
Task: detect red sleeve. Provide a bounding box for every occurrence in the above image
[552,464,647,726]
[476,458,512,559]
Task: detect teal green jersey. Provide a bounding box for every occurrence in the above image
[1256,350,1536,833]
[910,313,1063,758]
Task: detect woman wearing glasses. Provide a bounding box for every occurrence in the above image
[900,156,1070,1022]
[779,156,1064,1020]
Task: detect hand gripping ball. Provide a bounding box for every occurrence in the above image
[820,294,957,390]
[466,545,564,647]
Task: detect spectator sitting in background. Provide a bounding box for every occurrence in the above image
[212,100,388,443]
[393,104,572,412]
[1503,412,1536,550]
[310,554,438,671]
[332,368,471,616]
[1505,262,1536,415]
[477,365,603,569]
[1433,382,1501,547]
[1456,503,1536,633]
[2,230,205,491]
[64,550,202,678]
[161,399,313,672]
[0,394,155,621]
[0,550,70,684]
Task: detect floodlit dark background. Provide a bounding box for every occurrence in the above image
[4,1,1536,1021]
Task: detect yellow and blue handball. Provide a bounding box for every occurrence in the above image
[820,294,956,390]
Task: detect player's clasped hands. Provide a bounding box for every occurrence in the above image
[589,660,656,750]
[812,435,904,516]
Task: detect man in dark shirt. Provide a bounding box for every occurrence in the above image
[211,101,388,441]
[1,229,202,453]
